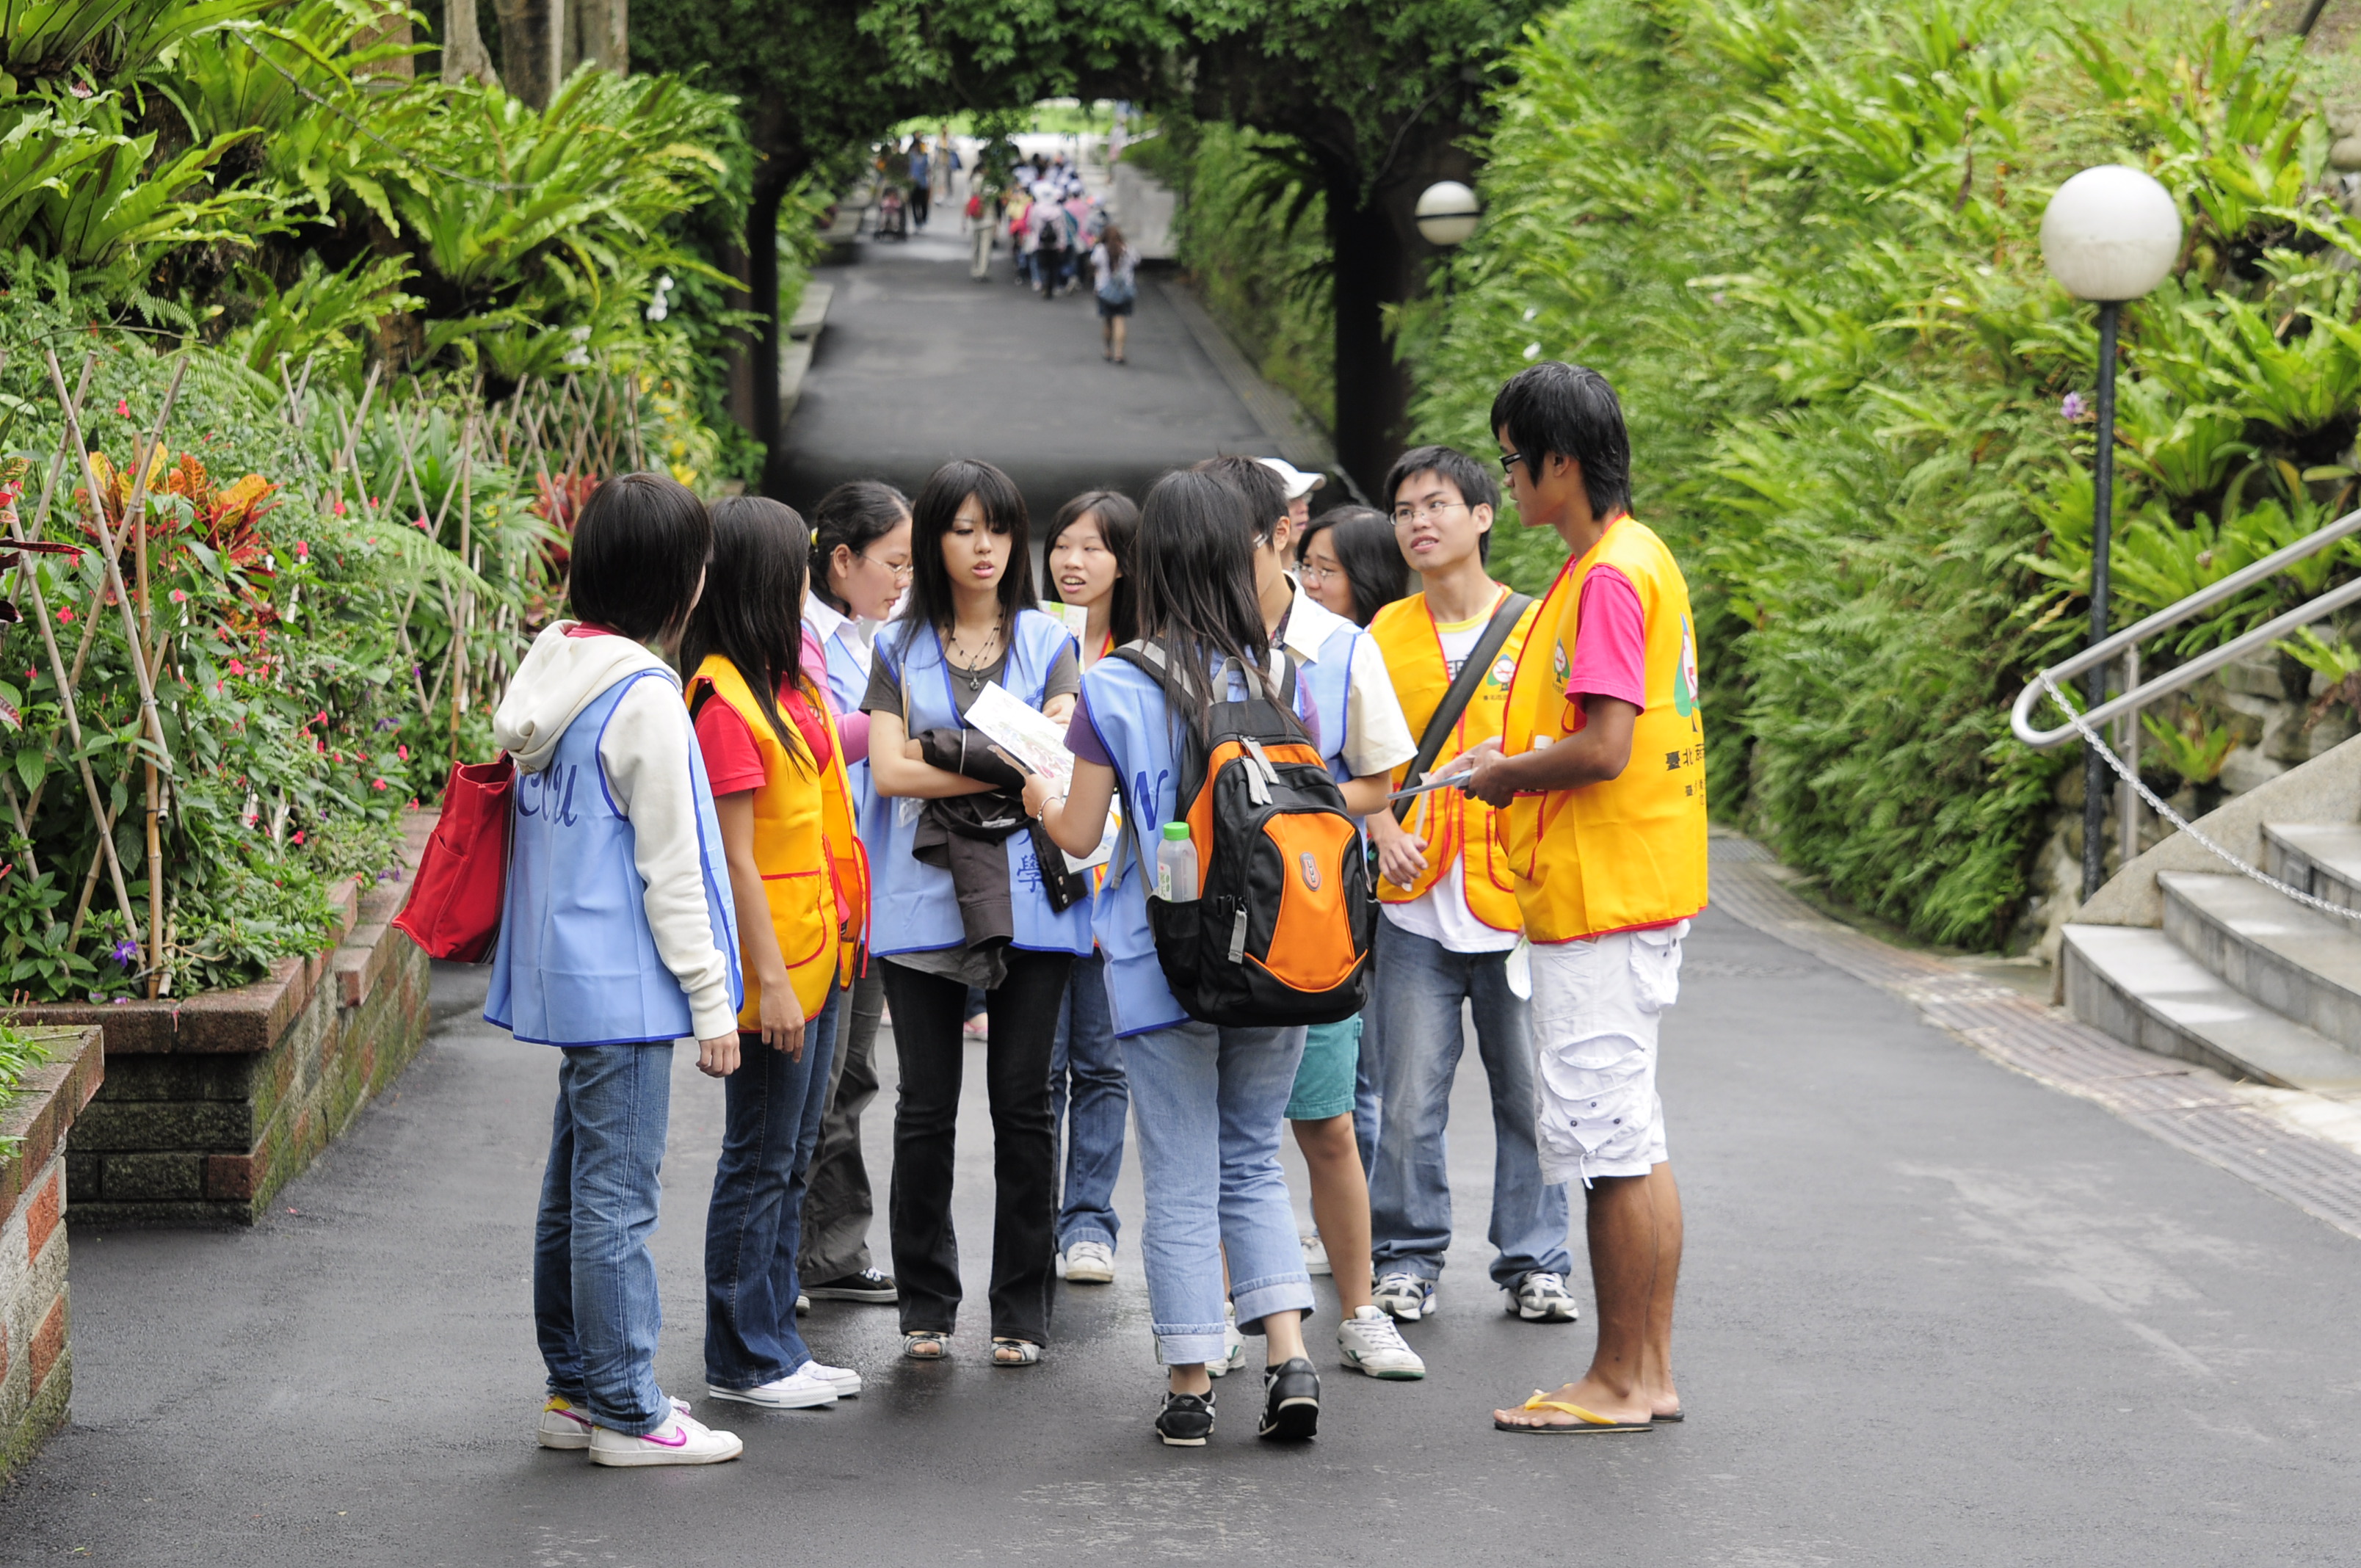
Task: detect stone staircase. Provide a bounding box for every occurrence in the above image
[2061,737,2361,1098]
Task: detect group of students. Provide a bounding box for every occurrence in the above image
[493,357,1707,1464]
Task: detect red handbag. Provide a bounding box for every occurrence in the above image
[392,755,515,962]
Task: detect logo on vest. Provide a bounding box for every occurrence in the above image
[1553,638,1570,688]
[516,764,583,826]
[1299,852,1321,890]
[1673,614,1699,719]
[1490,656,1516,686]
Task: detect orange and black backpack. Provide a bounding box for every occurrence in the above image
[1111,640,1374,1028]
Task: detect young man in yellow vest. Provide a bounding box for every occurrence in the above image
[1459,362,1707,1434]
[1360,446,1578,1337]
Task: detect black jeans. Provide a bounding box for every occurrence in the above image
[882,950,1073,1344]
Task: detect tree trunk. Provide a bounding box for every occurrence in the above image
[750,172,790,496]
[440,0,500,87]
[492,0,559,107]
[567,0,626,75]
[1328,187,1413,501]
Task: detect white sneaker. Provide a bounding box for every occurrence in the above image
[796,1293,811,1315]
[1337,1305,1426,1379]
[1061,1239,1115,1284]
[537,1393,688,1450]
[1302,1233,1332,1277]
[588,1409,743,1467]
[797,1359,862,1398]
[1509,1271,1580,1322]
[1205,1305,1248,1379]
[706,1368,840,1409]
[1373,1271,1438,1321]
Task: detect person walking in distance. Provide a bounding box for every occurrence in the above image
[1459,362,1706,1435]
[1362,446,1578,1336]
[490,473,746,1467]
[1031,469,1327,1446]
[684,498,869,1415]
[1092,224,1139,363]
[1198,454,1423,1384]
[862,460,1092,1367]
[907,138,932,228]
[798,482,913,1310]
[1042,490,1140,1287]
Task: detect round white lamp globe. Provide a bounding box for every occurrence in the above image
[2039,165,2183,302]
[1415,181,1481,247]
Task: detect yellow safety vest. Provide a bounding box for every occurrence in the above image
[1498,518,1708,943]
[1367,589,1539,932]
[688,656,870,1025]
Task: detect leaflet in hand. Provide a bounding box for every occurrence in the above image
[965,680,1073,792]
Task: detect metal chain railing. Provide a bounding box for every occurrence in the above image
[2034,671,2361,923]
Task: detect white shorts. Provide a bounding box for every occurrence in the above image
[1527,919,1687,1185]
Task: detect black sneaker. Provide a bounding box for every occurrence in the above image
[1156,1388,1215,1447]
[1258,1357,1320,1441]
[805,1268,898,1304]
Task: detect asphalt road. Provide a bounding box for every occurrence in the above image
[6,905,2359,1564]
[774,221,1277,520]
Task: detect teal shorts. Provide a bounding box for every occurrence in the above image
[1285,1014,1363,1122]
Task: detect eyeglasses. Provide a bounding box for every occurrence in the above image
[859,550,913,583]
[1299,561,1345,584]
[1393,500,1468,526]
[1498,451,1525,475]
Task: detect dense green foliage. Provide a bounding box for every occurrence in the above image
[1402,0,2361,947]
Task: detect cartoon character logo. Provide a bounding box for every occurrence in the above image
[1672,614,1699,718]
[1553,639,1570,687]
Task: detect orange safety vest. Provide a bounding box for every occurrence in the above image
[1366,589,1539,932]
[688,656,871,1025]
[1498,518,1708,943]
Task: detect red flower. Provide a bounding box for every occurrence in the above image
[294,541,309,562]
[397,744,409,761]
[228,658,246,675]
[56,607,73,623]
[292,830,305,845]
[372,778,388,791]
[116,399,128,417]
[170,589,186,603]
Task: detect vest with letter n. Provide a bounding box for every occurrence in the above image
[688,656,871,1028]
[1368,591,1540,933]
[1499,518,1709,943]
[860,609,1092,959]
[486,669,744,1045]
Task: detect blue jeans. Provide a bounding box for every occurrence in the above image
[534,1042,676,1437]
[1368,919,1573,1288]
[706,988,843,1389]
[1120,1019,1313,1366]
[1049,951,1127,1252]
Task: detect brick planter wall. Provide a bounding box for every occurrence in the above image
[0,1025,104,1481]
[2,813,437,1226]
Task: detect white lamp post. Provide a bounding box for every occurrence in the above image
[1414,180,1481,247]
[2039,164,2182,899]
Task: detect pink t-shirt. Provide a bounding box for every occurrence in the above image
[1563,565,1646,714]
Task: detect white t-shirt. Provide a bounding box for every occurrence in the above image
[1092,243,1138,294]
[1382,594,1522,954]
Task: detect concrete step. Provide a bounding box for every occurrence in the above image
[2061,923,2361,1093]
[2158,870,2361,1061]
[2260,821,2361,912]
[787,280,834,341]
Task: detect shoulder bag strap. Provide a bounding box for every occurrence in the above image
[1392,592,1534,823]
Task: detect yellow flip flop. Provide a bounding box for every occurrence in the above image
[1493,1392,1655,1434]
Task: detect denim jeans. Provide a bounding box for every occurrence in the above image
[705,987,843,1390]
[1120,1019,1313,1366]
[799,970,883,1282]
[1049,951,1128,1252]
[534,1042,676,1437]
[883,951,1072,1343]
[1368,918,1573,1287]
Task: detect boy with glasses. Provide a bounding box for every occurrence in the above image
[1361,446,1577,1335]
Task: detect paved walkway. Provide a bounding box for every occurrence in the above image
[6,235,2361,1564]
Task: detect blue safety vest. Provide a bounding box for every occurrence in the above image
[805,594,876,821]
[861,609,1092,959]
[485,669,743,1046]
[1076,650,1314,1037]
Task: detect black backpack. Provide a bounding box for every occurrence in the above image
[1111,640,1374,1028]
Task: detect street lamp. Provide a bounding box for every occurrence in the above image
[1414,180,1481,247]
[2039,164,2182,901]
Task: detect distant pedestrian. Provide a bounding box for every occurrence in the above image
[683,498,868,1417]
[1092,224,1138,363]
[1295,505,1408,627]
[1033,188,1071,297]
[1464,362,1705,1435]
[967,178,995,281]
[908,139,932,228]
[491,472,745,1467]
[1042,490,1140,1288]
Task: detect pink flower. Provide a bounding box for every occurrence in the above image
[228,658,246,675]
[333,501,347,518]
[115,399,128,417]
[170,589,186,603]
[292,830,305,845]
[416,515,430,531]
[294,542,309,562]
[372,778,388,791]
[397,744,409,761]
[56,607,73,624]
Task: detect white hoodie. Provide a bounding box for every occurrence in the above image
[493,621,738,1042]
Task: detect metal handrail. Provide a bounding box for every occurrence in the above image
[2009,504,2361,747]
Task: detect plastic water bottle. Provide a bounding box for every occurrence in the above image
[1155,822,1198,902]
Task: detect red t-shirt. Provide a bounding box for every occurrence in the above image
[694,682,833,795]
[1563,565,1647,714]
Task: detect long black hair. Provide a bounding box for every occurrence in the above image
[812,480,910,613]
[1050,488,1141,647]
[900,458,1037,636]
[1133,469,1291,739]
[1298,505,1408,627]
[679,496,812,766]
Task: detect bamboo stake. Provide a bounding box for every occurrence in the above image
[127,356,191,1000]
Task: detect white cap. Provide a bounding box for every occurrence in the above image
[1257,457,1328,501]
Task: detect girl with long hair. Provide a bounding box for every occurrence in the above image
[1031,468,1327,1447]
[1092,222,1139,363]
[861,458,1092,1366]
[1296,505,1410,628]
[681,496,869,1415]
